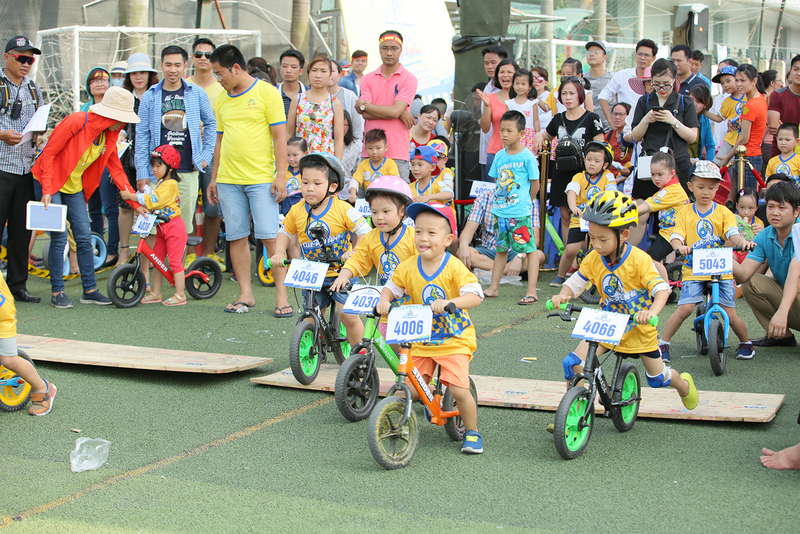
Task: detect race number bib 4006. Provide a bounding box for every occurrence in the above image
[284,259,328,290]
[572,307,629,344]
[692,247,733,276]
[386,305,433,344]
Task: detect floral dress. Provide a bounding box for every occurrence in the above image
[295,93,335,154]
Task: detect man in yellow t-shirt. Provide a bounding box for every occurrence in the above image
[207,44,289,314]
[189,37,226,257]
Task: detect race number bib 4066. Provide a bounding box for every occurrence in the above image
[572,307,629,344]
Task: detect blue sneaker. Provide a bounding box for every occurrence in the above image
[80,290,112,305]
[51,292,73,309]
[550,276,565,287]
[659,343,670,363]
[461,430,484,454]
[735,342,755,360]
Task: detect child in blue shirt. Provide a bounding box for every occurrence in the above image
[485,110,540,304]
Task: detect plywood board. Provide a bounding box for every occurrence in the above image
[251,365,783,423]
[17,335,273,374]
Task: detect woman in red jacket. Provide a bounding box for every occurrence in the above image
[33,86,145,309]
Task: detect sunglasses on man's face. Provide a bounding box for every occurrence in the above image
[193,51,212,59]
[8,53,35,66]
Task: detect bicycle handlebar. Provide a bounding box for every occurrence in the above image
[372,301,458,317]
[545,299,658,327]
[262,258,290,270]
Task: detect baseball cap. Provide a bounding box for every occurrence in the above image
[427,139,448,158]
[406,202,457,235]
[691,160,722,180]
[711,65,737,84]
[5,35,41,55]
[585,40,610,54]
[411,145,438,165]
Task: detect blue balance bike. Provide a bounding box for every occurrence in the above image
[692,246,744,376]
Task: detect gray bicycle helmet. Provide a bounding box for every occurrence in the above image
[299,152,346,194]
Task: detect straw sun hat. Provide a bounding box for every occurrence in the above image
[89,86,141,123]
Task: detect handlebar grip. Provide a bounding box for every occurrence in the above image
[545,299,570,311]
[444,302,457,314]
[649,316,659,328]
[263,258,290,270]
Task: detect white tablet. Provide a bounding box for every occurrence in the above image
[26,201,67,232]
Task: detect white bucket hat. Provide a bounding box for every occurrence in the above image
[90,86,141,123]
[123,52,157,74]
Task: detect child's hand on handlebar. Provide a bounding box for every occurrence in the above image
[740,240,756,252]
[375,299,392,316]
[269,252,287,267]
[551,294,571,309]
[634,309,655,325]
[676,245,692,256]
[329,274,350,292]
[570,206,582,218]
[430,299,453,315]
[341,249,353,263]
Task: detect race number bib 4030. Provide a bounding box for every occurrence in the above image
[342,285,381,315]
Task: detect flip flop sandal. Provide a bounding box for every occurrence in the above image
[142,293,162,304]
[163,296,187,306]
[224,301,254,313]
[274,305,295,318]
[518,295,539,305]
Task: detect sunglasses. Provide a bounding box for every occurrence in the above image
[560,75,581,83]
[193,51,212,59]
[8,53,35,66]
[532,76,546,83]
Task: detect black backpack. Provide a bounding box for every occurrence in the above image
[554,113,589,172]
[0,76,40,115]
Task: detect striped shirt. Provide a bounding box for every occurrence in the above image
[0,70,43,175]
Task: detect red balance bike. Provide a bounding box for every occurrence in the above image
[107,224,222,308]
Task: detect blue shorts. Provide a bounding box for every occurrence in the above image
[475,245,515,262]
[678,279,736,308]
[199,168,220,217]
[302,276,348,310]
[217,182,279,241]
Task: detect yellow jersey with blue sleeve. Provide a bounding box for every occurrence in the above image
[62,132,106,194]
[281,197,370,277]
[565,171,617,229]
[643,179,690,240]
[412,174,455,207]
[353,157,400,189]
[0,272,17,339]
[286,166,301,196]
[386,253,481,358]
[140,179,181,221]
[575,244,669,354]
[766,153,800,188]
[721,94,747,145]
[342,224,417,284]
[672,202,740,281]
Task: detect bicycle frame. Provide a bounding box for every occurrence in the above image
[359,315,400,374]
[387,344,459,427]
[128,234,210,287]
[569,342,639,418]
[692,274,730,347]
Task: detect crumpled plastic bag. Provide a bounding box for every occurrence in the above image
[70,437,111,473]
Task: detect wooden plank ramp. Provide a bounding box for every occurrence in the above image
[17,334,273,374]
[251,365,783,423]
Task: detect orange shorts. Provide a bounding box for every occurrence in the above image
[408,353,470,389]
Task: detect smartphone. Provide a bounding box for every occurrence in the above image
[650,106,664,112]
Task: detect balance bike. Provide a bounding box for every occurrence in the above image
[546,300,658,460]
[0,350,34,412]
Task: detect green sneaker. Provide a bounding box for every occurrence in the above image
[680,372,699,410]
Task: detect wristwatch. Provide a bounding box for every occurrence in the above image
[360,104,366,111]
[516,253,526,260]
[672,121,681,130]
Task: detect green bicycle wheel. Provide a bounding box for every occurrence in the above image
[289,321,320,385]
[610,362,641,432]
[553,386,594,460]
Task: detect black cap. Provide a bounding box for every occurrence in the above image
[5,35,41,55]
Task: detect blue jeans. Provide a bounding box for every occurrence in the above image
[87,168,120,256]
[49,191,98,293]
[481,153,496,182]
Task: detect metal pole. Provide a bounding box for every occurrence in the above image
[636,0,645,40]
[526,24,530,69]
[538,143,548,252]
[736,145,747,192]
[72,26,80,113]
[597,0,607,40]
[542,0,554,77]
[769,0,787,67]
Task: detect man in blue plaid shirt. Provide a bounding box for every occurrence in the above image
[0,36,44,303]
[457,188,543,275]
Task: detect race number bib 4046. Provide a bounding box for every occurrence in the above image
[386,305,433,344]
[572,307,630,344]
[284,259,328,290]
[692,247,733,276]
[342,285,381,315]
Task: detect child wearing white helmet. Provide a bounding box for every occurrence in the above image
[331,176,417,338]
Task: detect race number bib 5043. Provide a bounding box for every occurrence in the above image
[386,305,433,344]
[692,247,733,276]
[284,259,328,290]
[572,307,629,344]
[342,285,381,315]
